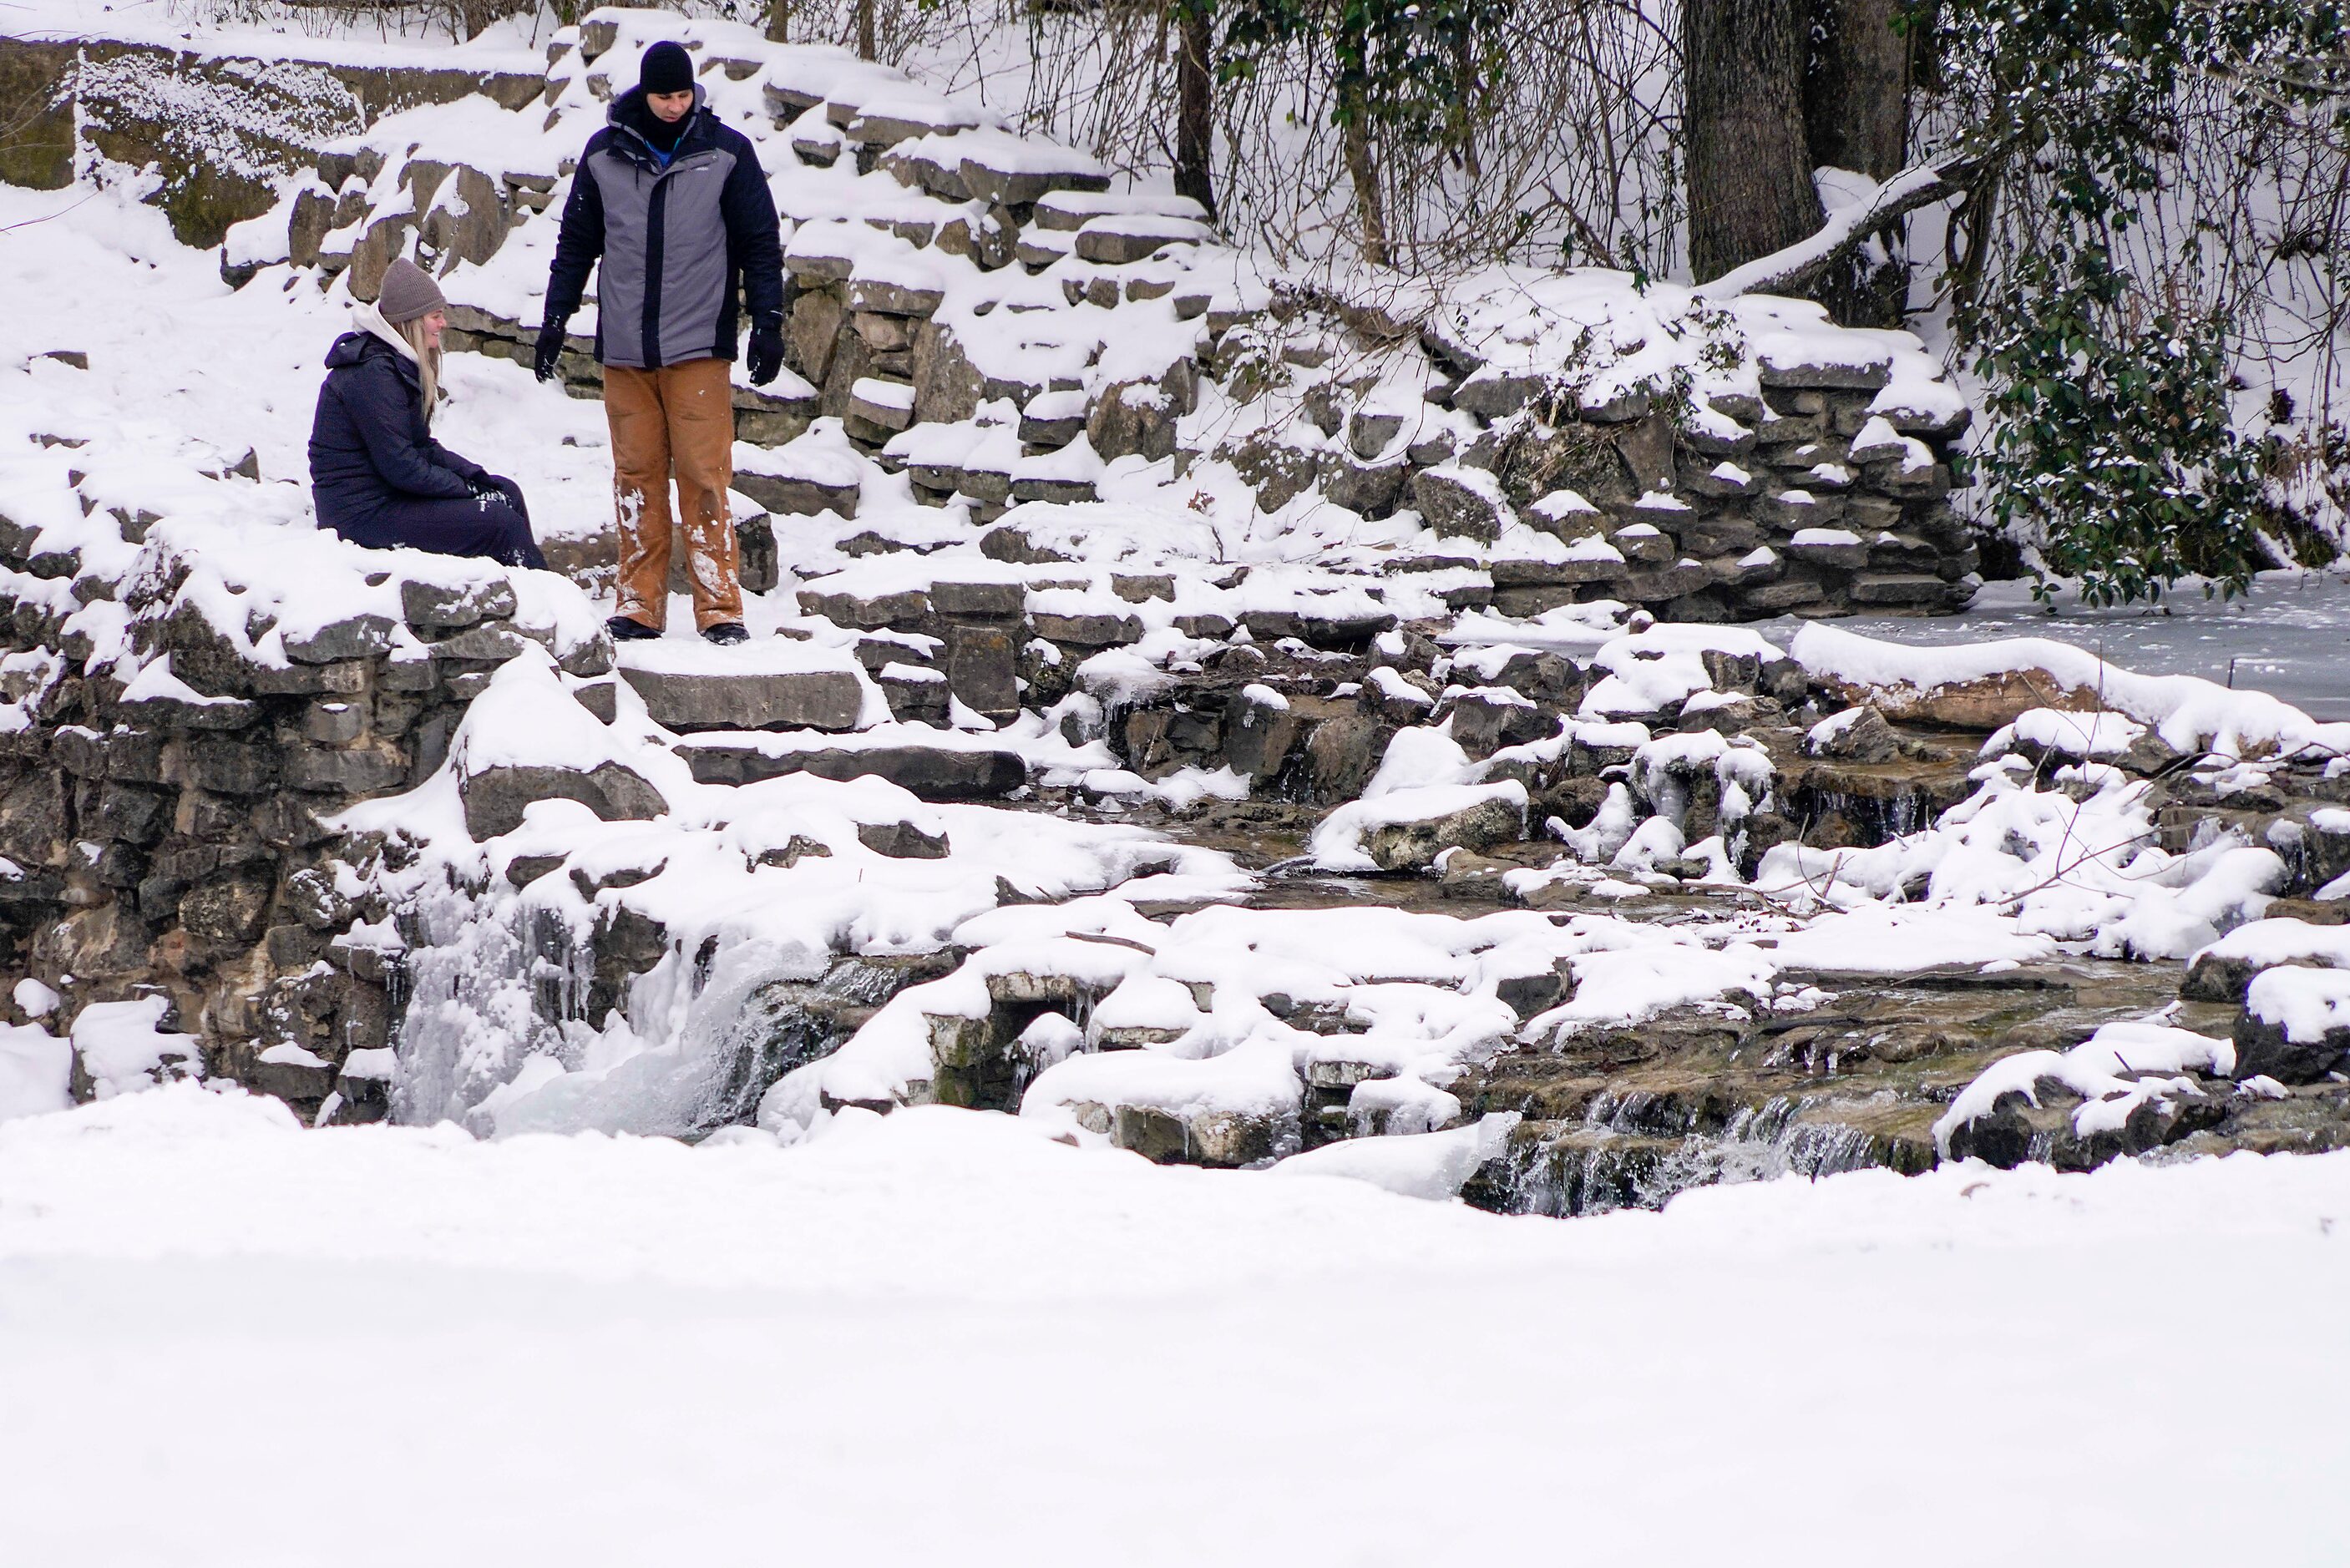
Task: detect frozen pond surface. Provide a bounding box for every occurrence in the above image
[1764,572,2350,721]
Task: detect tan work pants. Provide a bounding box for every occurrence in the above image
[605,357,741,631]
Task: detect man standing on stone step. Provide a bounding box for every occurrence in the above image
[534,39,785,648]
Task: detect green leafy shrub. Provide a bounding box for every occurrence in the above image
[1968,245,2267,605]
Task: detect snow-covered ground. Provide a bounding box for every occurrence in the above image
[0,179,621,561]
[3,1084,2346,1565]
[0,0,550,62]
[4,31,2348,1556]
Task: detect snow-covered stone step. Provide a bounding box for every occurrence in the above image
[783,219,896,286]
[789,119,844,166]
[846,266,947,319]
[1010,436,1102,504]
[875,660,950,724]
[2182,918,2350,1004]
[950,127,1110,207]
[1056,260,1204,312]
[674,726,1028,800]
[735,426,865,519]
[882,417,1022,500]
[1017,388,1088,449]
[844,205,962,254]
[1032,190,1211,233]
[614,640,876,734]
[846,377,916,441]
[1073,214,1214,266]
[761,49,906,119]
[793,569,1027,630]
[880,134,976,202]
[1014,226,1075,270]
[844,93,984,150]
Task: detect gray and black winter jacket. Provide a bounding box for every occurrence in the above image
[544,85,784,370]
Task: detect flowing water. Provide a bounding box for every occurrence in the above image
[389,873,949,1139]
[1494,1093,1907,1219]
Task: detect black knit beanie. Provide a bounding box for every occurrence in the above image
[640,42,693,96]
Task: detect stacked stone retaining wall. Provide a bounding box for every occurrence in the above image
[230,9,1983,624]
[0,33,541,244]
[0,525,610,1117]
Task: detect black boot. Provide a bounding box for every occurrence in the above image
[606,615,661,641]
[701,621,748,646]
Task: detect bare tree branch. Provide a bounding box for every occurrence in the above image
[1694,148,1993,301]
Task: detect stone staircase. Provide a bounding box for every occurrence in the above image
[388,13,1229,517]
[671,728,1026,800]
[271,38,1973,627]
[190,5,1987,631]
[608,634,1029,800]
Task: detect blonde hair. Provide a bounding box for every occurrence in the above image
[399,314,442,426]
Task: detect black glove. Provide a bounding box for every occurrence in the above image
[533,321,569,384]
[467,473,513,502]
[747,322,784,387]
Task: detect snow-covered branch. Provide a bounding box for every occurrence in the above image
[1694,155,1980,303]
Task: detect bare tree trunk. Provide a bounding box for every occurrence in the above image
[1946,164,2000,320]
[764,0,788,43]
[1682,0,1823,284]
[858,0,875,60]
[1801,0,1915,323]
[1804,0,1911,179]
[1341,104,1389,267]
[1453,24,1481,182]
[1174,2,1217,220]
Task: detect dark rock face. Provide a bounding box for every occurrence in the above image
[2184,952,2268,1004]
[1942,1084,2231,1172]
[1411,467,1506,543]
[1110,1103,1289,1167]
[1223,689,1299,780]
[0,37,540,245]
[678,739,1026,801]
[1809,705,1899,765]
[458,761,668,842]
[740,455,861,520]
[178,867,276,944]
[1365,793,1523,872]
[1455,963,2241,1216]
[402,577,517,630]
[1085,380,1178,463]
[856,819,951,858]
[616,665,867,734]
[939,618,1019,723]
[285,615,397,665]
[2234,1009,2350,1085]
[0,513,646,1120]
[0,41,77,190]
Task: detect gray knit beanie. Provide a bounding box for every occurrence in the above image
[376,257,446,325]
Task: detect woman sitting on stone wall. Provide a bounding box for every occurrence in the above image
[308,257,545,569]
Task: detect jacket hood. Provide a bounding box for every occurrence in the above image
[325,330,390,370]
[324,327,418,382]
[609,83,708,152]
[350,299,419,362]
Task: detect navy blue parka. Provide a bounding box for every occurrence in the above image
[308,330,544,569]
